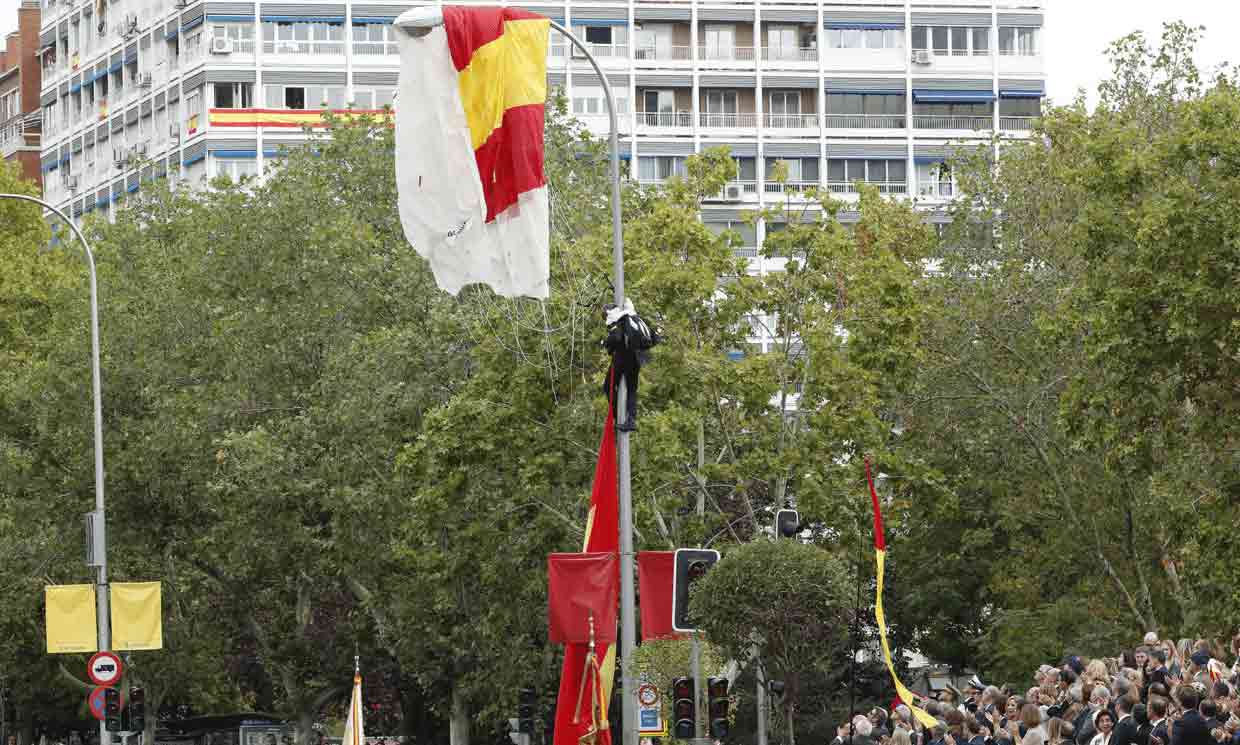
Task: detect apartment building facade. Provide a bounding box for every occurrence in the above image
[35,0,1044,264]
[2,0,44,185]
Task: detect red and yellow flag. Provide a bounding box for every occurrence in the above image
[552,401,619,745]
[395,6,551,299]
[866,458,937,728]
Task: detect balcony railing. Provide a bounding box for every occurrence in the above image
[917,183,955,198]
[636,111,692,127]
[698,45,755,61]
[764,181,818,194]
[761,46,817,62]
[634,45,692,61]
[262,40,345,55]
[913,114,992,130]
[580,43,628,58]
[708,180,759,199]
[230,38,256,53]
[700,112,757,128]
[765,113,818,129]
[827,181,908,195]
[824,114,905,129]
[1000,115,1036,131]
[998,48,1039,56]
[353,40,397,55]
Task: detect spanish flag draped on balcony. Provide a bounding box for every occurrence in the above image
[866,458,937,728]
[394,6,552,299]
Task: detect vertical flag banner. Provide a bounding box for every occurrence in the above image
[636,551,680,641]
[553,402,619,745]
[110,581,163,651]
[343,671,365,745]
[45,584,98,654]
[395,6,552,299]
[866,459,937,729]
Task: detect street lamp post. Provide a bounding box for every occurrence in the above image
[391,14,638,745]
[0,194,111,745]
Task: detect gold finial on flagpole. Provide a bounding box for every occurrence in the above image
[354,654,360,675]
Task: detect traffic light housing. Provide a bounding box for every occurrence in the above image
[672,676,695,739]
[517,688,535,735]
[776,509,799,539]
[708,677,730,739]
[104,687,121,732]
[672,548,719,633]
[130,687,146,733]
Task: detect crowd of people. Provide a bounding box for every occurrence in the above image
[836,633,1240,745]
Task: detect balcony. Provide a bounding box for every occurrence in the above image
[913,114,991,131]
[1000,115,1036,131]
[765,113,818,129]
[707,180,759,200]
[634,45,692,61]
[698,46,755,62]
[636,111,692,128]
[700,112,757,128]
[577,43,628,58]
[824,114,905,129]
[262,40,344,55]
[764,181,818,195]
[827,181,908,196]
[760,46,817,63]
[917,182,955,199]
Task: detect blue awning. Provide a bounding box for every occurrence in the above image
[183,152,206,166]
[914,156,947,164]
[999,89,1044,99]
[107,61,122,73]
[570,18,627,26]
[206,14,254,22]
[824,22,904,30]
[127,183,139,193]
[166,28,179,38]
[260,15,345,22]
[351,17,392,24]
[913,89,995,103]
[182,16,205,31]
[71,82,82,93]
[212,149,257,158]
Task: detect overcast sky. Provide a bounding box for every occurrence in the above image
[1,0,1237,106]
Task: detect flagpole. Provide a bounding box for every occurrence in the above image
[393,12,636,745]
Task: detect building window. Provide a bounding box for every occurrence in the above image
[213,82,254,109]
[186,89,201,133]
[702,24,735,59]
[916,162,953,197]
[826,93,905,126]
[0,91,17,122]
[213,156,258,182]
[999,26,1038,55]
[584,26,612,45]
[827,158,906,193]
[913,25,991,56]
[825,27,903,50]
[705,220,758,257]
[637,155,686,182]
[211,23,256,53]
[352,23,397,55]
[263,21,345,55]
[571,91,628,116]
[351,87,395,109]
[765,157,818,185]
[265,85,346,109]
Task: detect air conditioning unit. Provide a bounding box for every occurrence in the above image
[912,50,932,65]
[135,141,148,156]
[66,176,79,191]
[138,72,152,87]
[723,183,744,201]
[210,37,233,54]
[113,147,127,167]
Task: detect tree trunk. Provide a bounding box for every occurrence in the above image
[449,687,470,745]
[785,700,796,745]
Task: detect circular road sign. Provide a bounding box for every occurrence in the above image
[88,686,109,721]
[637,684,659,707]
[87,651,124,686]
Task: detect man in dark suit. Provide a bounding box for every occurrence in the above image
[1172,689,1215,745]
[1149,698,1171,745]
[1114,696,1142,745]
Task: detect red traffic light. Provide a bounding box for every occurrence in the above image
[708,677,729,698]
[672,676,694,700]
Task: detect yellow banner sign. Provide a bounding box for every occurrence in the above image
[45,585,98,654]
[111,582,163,651]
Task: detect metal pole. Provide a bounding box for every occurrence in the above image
[690,634,704,740]
[541,23,638,745]
[755,659,767,745]
[0,194,110,745]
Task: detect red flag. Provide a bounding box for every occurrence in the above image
[553,404,618,745]
[548,553,619,645]
[637,551,681,641]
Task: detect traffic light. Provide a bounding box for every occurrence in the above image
[130,687,145,733]
[517,688,535,735]
[672,548,719,633]
[672,676,695,739]
[104,687,121,732]
[708,677,729,739]
[776,509,800,539]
